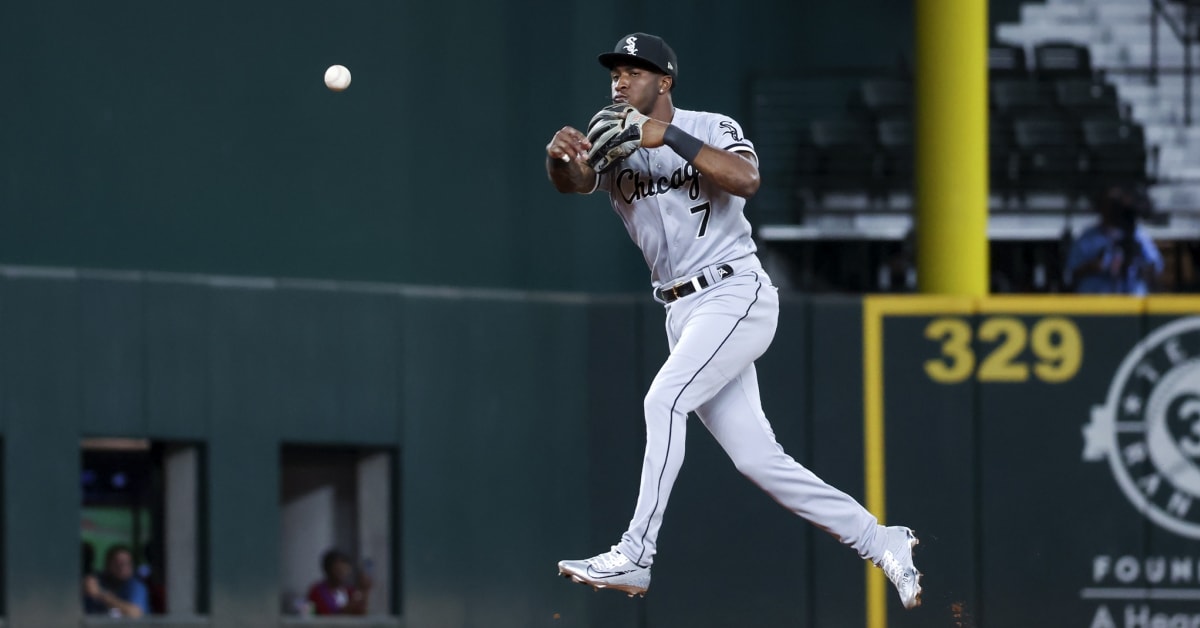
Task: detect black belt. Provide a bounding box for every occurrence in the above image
[655,264,734,303]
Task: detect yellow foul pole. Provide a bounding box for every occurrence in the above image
[914,0,989,296]
[866,3,989,628]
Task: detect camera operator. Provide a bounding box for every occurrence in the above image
[1065,185,1163,295]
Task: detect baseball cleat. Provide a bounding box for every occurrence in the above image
[876,526,922,609]
[557,546,651,597]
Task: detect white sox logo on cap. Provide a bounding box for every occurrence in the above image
[1083,317,1200,539]
[599,33,678,81]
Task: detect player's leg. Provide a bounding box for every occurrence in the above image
[614,272,779,567]
[557,314,713,595]
[694,364,922,608]
[556,310,715,596]
[559,272,778,593]
[694,365,880,554]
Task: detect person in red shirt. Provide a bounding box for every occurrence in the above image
[307,549,372,615]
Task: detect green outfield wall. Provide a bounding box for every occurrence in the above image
[1,270,1196,628]
[1,0,1023,293]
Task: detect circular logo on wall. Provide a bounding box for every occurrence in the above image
[1083,317,1200,539]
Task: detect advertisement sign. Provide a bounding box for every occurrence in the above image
[864,297,1200,628]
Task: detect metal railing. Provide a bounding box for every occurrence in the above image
[1151,0,1200,124]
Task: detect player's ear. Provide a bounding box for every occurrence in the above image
[660,76,672,93]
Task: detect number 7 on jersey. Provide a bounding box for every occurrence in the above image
[690,202,711,238]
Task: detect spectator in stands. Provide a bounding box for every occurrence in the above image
[83,544,149,617]
[1065,185,1163,295]
[308,548,372,615]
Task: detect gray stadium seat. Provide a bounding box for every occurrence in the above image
[1054,79,1122,119]
[808,118,884,201]
[858,79,912,119]
[990,117,1021,203]
[877,117,913,195]
[1033,41,1093,80]
[992,79,1058,118]
[989,42,1029,79]
[1013,116,1087,196]
[1081,118,1149,186]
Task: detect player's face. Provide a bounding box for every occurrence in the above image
[610,64,665,114]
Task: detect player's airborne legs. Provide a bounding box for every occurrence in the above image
[695,346,922,610]
[557,272,922,608]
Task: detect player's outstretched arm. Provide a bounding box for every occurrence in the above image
[546,126,598,194]
[640,120,760,199]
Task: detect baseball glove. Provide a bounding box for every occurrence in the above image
[586,103,651,173]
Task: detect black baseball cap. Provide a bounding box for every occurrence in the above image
[598,33,678,82]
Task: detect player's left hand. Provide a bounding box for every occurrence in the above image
[587,104,659,173]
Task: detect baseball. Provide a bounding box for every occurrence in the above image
[324,64,351,92]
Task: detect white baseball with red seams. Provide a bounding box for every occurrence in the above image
[324,65,351,92]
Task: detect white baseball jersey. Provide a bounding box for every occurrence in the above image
[587,108,758,287]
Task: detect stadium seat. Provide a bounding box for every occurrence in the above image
[990,117,1021,204]
[1081,117,1149,186]
[808,118,884,202]
[858,79,912,119]
[793,129,822,208]
[1033,41,1094,80]
[989,42,1029,79]
[876,117,913,196]
[992,79,1058,119]
[1054,79,1122,119]
[1012,116,1087,196]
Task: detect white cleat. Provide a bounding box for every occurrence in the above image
[876,526,923,609]
[557,546,651,597]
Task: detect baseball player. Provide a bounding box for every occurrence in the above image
[544,33,922,609]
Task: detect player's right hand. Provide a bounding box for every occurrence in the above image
[547,126,591,164]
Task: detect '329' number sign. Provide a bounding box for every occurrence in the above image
[923,317,1083,384]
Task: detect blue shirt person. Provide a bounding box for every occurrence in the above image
[1065,186,1164,295]
[83,544,149,617]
